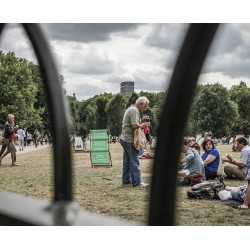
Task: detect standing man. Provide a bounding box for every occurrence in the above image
[120,96,150,187]
[23,127,27,147]
[0,128,8,158]
[0,114,19,166]
[17,126,25,151]
[33,129,40,147]
[223,137,250,180]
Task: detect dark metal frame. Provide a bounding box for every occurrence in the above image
[0,23,219,225]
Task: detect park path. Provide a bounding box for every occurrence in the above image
[16,143,51,155]
[3,143,51,160]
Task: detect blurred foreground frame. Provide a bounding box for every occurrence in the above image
[0,23,219,225]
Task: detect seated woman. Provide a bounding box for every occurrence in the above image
[201,138,220,180]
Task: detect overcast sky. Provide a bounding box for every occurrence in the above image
[1,23,250,100]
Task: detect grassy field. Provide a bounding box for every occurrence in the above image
[0,142,250,226]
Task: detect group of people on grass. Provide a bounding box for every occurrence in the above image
[1,97,249,210]
[119,95,250,208]
[180,136,250,209]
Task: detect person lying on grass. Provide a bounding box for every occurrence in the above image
[221,183,250,209]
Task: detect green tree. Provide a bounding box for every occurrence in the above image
[106,94,126,135]
[0,51,43,128]
[126,92,139,108]
[78,98,97,136]
[229,81,250,135]
[95,95,108,129]
[28,62,50,131]
[188,83,238,138]
[67,94,81,134]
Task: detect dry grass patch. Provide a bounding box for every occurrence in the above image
[0,143,249,225]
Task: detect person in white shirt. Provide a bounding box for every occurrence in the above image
[17,126,25,151]
[222,137,250,180]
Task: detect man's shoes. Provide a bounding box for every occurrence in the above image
[12,163,19,166]
[134,182,149,188]
[140,182,149,187]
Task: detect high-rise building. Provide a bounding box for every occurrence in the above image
[120,81,134,96]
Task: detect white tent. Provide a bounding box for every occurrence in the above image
[74,136,83,152]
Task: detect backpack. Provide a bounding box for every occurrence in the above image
[187,181,225,200]
[178,172,203,186]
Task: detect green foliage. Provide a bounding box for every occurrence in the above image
[106,94,126,136]
[0,51,44,128]
[187,83,239,138]
[126,92,139,108]
[229,81,250,135]
[2,50,250,139]
[77,98,97,136]
[95,95,108,129]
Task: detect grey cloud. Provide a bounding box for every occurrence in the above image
[209,24,244,56]
[57,45,115,75]
[144,23,188,51]
[65,55,115,75]
[42,24,141,43]
[0,25,37,63]
[66,81,104,98]
[203,24,250,78]
[203,56,250,78]
[134,76,168,92]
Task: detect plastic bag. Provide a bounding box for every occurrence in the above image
[218,190,232,200]
[134,128,147,150]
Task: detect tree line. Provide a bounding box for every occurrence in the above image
[1,50,250,139]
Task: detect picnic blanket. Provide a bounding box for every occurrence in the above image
[220,199,242,208]
[220,199,250,209]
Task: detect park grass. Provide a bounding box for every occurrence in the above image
[0,143,250,226]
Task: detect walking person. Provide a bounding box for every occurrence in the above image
[33,129,40,148]
[17,126,25,151]
[23,127,27,147]
[120,96,150,188]
[0,114,19,166]
[0,128,8,158]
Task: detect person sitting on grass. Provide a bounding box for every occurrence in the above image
[222,137,250,180]
[201,138,220,180]
[179,138,206,181]
[191,142,202,156]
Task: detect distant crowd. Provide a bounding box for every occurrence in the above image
[0,114,53,166]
